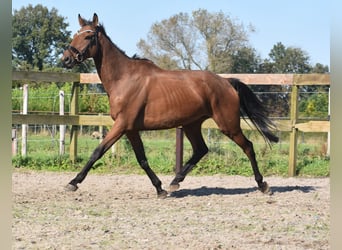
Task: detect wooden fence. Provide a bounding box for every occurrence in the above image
[12,71,330,176]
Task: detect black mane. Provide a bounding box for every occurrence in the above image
[132,54,155,64]
[80,15,154,62]
[95,24,129,57]
[85,22,153,63]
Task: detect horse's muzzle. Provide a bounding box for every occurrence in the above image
[61,54,75,69]
[61,49,76,69]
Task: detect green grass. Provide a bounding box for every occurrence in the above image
[12,130,330,177]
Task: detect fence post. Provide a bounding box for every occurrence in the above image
[175,127,184,174]
[12,129,17,156]
[70,82,79,163]
[21,84,28,156]
[327,87,330,156]
[288,82,299,176]
[99,113,103,143]
[59,90,65,155]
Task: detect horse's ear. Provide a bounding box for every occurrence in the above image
[78,14,86,27]
[93,13,99,26]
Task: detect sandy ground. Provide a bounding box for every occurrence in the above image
[12,170,329,249]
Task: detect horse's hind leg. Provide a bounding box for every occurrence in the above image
[126,131,168,198]
[223,128,270,193]
[170,122,208,191]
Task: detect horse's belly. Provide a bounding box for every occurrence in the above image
[143,105,209,129]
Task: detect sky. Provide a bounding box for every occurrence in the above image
[12,0,330,67]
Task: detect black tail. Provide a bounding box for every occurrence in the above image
[229,78,279,145]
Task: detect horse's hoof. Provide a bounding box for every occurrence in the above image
[157,190,168,199]
[169,183,180,192]
[259,181,273,195]
[65,183,78,192]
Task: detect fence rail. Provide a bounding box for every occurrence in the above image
[12,71,330,176]
[10,114,331,132]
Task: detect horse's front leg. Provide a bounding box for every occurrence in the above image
[65,123,124,191]
[126,131,168,198]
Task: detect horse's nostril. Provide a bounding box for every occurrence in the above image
[62,55,74,68]
[76,54,83,62]
[63,56,72,65]
[64,56,71,63]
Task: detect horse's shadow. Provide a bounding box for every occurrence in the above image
[169,185,316,198]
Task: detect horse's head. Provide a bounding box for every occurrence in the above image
[62,13,99,68]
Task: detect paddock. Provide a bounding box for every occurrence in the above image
[12,170,329,249]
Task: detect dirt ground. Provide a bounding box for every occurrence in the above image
[12,170,330,249]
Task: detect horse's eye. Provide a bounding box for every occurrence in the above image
[85,35,94,40]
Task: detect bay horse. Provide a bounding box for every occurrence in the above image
[62,13,278,198]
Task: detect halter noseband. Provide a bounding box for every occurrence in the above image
[68,28,98,63]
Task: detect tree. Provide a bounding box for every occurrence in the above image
[264,42,312,73]
[311,63,329,73]
[230,47,261,73]
[257,42,330,118]
[12,4,71,71]
[137,9,254,72]
[299,91,329,118]
[137,13,198,70]
[192,9,254,73]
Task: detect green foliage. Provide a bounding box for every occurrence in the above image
[299,90,329,118]
[312,63,330,73]
[12,155,74,171]
[12,83,110,114]
[254,42,329,118]
[230,47,261,73]
[12,83,72,113]
[265,42,312,73]
[12,130,329,177]
[79,85,109,113]
[12,4,71,71]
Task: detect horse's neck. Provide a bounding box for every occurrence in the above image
[94,36,130,92]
